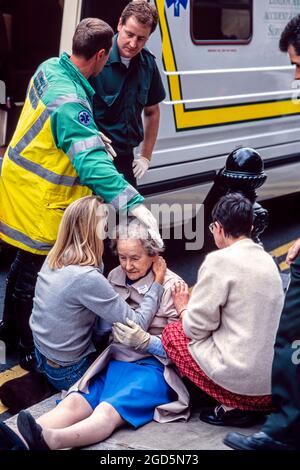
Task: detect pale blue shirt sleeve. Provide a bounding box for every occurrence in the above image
[147,335,167,358]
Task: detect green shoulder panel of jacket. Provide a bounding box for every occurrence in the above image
[32,55,143,211]
[50,98,143,211]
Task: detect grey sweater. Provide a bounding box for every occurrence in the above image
[30,262,163,365]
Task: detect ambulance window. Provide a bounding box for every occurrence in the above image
[191,0,252,44]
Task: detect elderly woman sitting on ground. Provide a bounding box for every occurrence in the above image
[1,218,189,450]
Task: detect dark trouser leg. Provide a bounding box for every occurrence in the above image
[114,152,137,188]
[0,251,23,347]
[12,251,46,351]
[262,254,300,446]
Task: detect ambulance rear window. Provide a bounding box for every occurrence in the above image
[191,0,252,44]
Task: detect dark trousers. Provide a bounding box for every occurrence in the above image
[113,151,137,188]
[262,253,300,446]
[1,249,46,351]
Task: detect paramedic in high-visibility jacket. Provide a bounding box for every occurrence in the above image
[0,18,162,371]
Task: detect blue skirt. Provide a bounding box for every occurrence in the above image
[78,357,174,428]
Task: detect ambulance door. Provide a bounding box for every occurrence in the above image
[0,0,64,145]
[80,0,130,29]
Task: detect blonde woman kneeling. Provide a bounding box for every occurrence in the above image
[27,196,166,392]
[0,218,189,451]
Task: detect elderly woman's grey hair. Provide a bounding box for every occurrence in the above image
[110,217,165,256]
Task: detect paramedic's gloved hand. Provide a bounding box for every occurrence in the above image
[132,156,150,179]
[129,204,163,249]
[112,318,150,350]
[99,131,117,161]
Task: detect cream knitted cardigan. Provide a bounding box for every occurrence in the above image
[183,238,284,395]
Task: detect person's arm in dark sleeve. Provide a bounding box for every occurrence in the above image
[140,61,166,162]
[140,104,160,162]
[146,61,166,107]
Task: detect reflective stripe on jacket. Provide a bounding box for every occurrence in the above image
[0,53,143,254]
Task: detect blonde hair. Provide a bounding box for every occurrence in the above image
[47,196,106,269]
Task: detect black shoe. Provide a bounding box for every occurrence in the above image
[19,349,37,372]
[224,431,298,450]
[199,404,265,427]
[0,422,28,450]
[17,410,50,450]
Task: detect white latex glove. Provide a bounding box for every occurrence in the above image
[99,131,117,161]
[132,156,150,179]
[112,318,151,350]
[129,204,163,249]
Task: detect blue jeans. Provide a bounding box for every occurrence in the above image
[35,348,94,391]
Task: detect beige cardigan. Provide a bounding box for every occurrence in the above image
[183,239,284,396]
[68,267,190,422]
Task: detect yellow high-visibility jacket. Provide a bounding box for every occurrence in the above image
[0,53,143,254]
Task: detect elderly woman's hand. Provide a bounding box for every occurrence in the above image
[286,237,300,265]
[152,256,167,284]
[171,281,190,318]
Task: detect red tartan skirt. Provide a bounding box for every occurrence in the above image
[162,321,273,411]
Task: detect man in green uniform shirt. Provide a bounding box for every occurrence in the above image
[91,0,166,187]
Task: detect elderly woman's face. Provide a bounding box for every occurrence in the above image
[117,239,154,281]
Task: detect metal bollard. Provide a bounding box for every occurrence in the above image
[204,147,268,246]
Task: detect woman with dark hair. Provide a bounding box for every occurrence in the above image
[162,193,284,427]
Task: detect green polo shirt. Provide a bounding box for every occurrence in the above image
[91,35,166,155]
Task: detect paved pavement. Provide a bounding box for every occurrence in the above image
[5,394,263,450]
